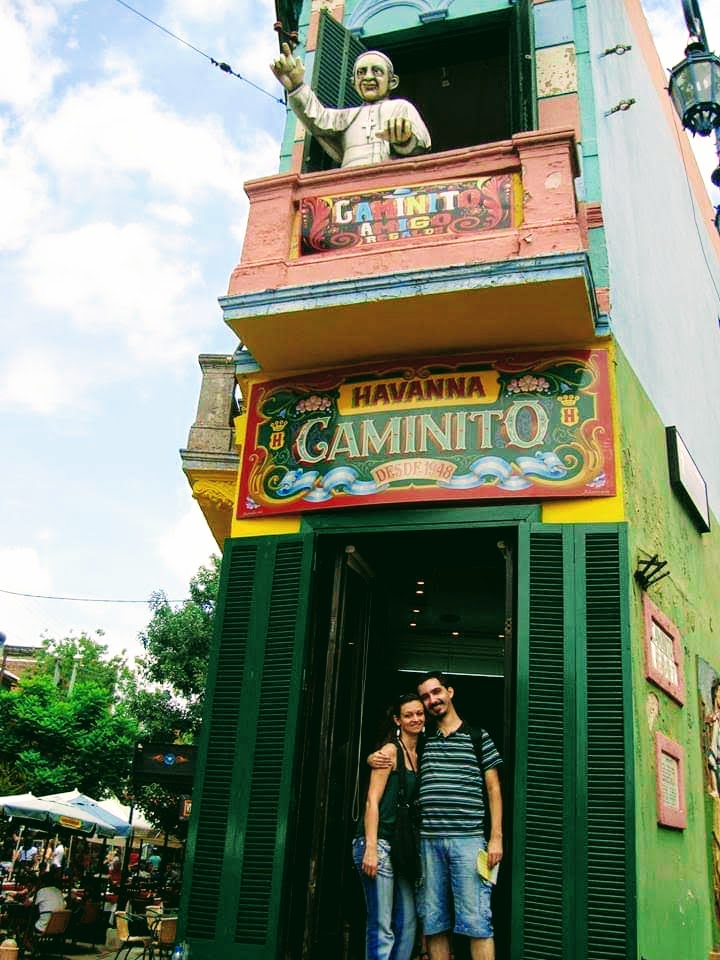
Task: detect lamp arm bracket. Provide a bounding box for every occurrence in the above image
[682,0,709,51]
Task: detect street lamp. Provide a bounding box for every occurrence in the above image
[668,0,720,226]
[669,42,720,136]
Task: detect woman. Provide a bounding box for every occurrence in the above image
[352,693,425,960]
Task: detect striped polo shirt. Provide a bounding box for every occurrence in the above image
[418,724,502,837]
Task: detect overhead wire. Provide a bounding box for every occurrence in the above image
[0,587,183,605]
[112,0,286,106]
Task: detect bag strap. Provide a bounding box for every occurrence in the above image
[395,740,407,804]
[467,725,485,778]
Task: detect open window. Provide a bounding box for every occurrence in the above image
[303,5,535,173]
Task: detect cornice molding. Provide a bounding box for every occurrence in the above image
[193,479,235,512]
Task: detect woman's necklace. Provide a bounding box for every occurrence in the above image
[399,737,417,773]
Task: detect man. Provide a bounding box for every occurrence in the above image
[32,872,66,933]
[50,839,64,870]
[416,671,502,960]
[271,43,431,168]
[372,671,503,960]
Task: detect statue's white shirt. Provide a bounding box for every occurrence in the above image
[288,84,431,168]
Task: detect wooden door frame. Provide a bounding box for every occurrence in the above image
[293,504,539,958]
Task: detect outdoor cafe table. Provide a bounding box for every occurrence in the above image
[1,899,34,939]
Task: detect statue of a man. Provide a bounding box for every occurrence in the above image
[271,43,431,169]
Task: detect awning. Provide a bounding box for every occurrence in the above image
[0,792,117,838]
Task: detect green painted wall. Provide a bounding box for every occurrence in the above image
[616,344,720,959]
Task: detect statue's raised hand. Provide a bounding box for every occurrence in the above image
[271,42,305,92]
[375,117,413,146]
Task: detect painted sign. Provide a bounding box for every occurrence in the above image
[238,351,615,518]
[301,175,518,254]
[58,815,83,829]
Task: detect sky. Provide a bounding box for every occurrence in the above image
[0,0,718,662]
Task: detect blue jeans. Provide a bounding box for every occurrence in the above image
[418,835,494,939]
[352,837,417,960]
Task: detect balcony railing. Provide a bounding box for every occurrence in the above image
[222,129,599,372]
[229,128,587,296]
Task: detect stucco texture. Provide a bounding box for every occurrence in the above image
[616,344,720,958]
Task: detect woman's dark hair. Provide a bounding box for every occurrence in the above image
[377,692,424,746]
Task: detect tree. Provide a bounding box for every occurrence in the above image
[0,633,138,797]
[128,556,220,833]
[136,555,219,735]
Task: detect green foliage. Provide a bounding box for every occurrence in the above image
[136,555,219,733]
[0,635,138,797]
[133,783,189,839]
[129,556,220,833]
[0,761,27,796]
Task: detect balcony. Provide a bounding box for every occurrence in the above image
[222,129,599,373]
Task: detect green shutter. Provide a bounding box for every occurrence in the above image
[514,527,570,959]
[234,539,312,945]
[514,524,634,960]
[312,9,364,108]
[180,533,314,959]
[183,541,258,940]
[583,530,634,959]
[303,10,365,171]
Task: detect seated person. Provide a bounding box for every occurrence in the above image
[33,873,65,932]
[68,878,106,945]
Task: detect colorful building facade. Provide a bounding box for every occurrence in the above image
[178,1,720,958]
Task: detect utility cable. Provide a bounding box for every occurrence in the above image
[0,587,183,604]
[112,0,286,106]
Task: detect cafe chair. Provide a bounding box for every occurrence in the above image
[114,910,152,960]
[148,916,177,959]
[28,909,72,957]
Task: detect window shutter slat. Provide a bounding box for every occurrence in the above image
[185,543,257,940]
[584,531,632,960]
[523,531,565,959]
[234,541,310,945]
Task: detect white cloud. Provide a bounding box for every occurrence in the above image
[642,0,720,69]
[148,203,194,226]
[0,348,100,414]
[0,124,50,251]
[154,502,218,585]
[165,0,275,26]
[0,0,66,111]
[30,69,251,203]
[165,0,236,21]
[0,546,53,594]
[19,220,205,363]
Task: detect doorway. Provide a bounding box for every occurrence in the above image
[288,524,516,960]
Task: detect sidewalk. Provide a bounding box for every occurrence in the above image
[48,931,146,960]
[61,945,146,960]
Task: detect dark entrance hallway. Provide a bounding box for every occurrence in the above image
[288,526,516,960]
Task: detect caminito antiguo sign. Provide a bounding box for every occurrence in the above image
[238,350,616,518]
[301,175,518,253]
